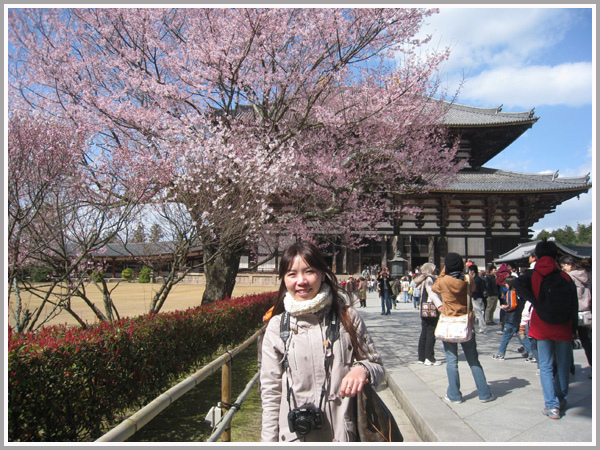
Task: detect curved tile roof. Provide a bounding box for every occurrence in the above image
[436,167,592,193]
[72,242,204,259]
[227,100,539,127]
[494,239,592,263]
[441,101,538,126]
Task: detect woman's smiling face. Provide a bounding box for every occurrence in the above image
[284,255,324,301]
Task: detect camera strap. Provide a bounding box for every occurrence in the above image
[280,308,340,411]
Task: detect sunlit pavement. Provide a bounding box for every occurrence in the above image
[357,291,594,443]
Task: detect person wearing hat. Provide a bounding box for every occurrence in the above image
[433,253,495,404]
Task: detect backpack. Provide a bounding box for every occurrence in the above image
[535,270,578,324]
[503,289,518,312]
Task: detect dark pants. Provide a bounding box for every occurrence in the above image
[530,337,539,368]
[418,316,439,362]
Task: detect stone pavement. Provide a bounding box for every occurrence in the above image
[357,291,595,444]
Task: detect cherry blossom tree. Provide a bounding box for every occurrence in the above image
[7,112,85,330]
[7,112,151,331]
[8,8,461,304]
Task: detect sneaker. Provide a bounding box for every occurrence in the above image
[424,359,441,366]
[542,408,561,419]
[480,394,496,403]
[536,369,540,375]
[444,395,463,404]
[492,354,505,360]
[496,330,504,335]
[517,346,525,353]
[417,360,424,364]
[526,356,537,363]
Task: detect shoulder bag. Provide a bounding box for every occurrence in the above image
[434,275,473,343]
[420,282,438,318]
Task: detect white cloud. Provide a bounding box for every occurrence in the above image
[416,7,593,108]
[459,63,592,108]
[420,7,573,72]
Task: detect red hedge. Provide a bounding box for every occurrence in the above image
[8,292,276,442]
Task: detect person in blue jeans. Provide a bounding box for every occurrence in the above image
[443,338,493,403]
[412,281,421,309]
[512,238,578,419]
[377,271,393,315]
[433,253,495,404]
[491,276,532,360]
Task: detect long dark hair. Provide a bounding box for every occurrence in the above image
[559,254,584,270]
[273,241,365,359]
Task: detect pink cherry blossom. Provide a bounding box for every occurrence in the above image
[9,8,461,304]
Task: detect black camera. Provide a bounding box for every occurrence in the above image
[287,404,324,435]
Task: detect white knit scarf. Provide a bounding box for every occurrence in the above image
[284,283,332,316]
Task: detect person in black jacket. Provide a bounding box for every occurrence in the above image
[377,271,393,315]
[469,265,486,333]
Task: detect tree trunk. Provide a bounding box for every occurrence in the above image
[202,245,242,304]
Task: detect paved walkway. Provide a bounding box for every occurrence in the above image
[358,291,595,443]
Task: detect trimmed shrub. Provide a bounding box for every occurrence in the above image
[8,292,276,442]
[121,268,135,281]
[138,266,152,283]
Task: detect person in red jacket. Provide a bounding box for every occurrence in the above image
[512,239,577,420]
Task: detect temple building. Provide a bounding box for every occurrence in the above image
[320,102,592,275]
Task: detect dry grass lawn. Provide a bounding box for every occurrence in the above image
[8,281,278,328]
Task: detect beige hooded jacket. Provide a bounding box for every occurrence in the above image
[260,306,383,442]
[567,269,592,311]
[413,263,442,309]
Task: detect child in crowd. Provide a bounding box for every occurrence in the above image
[492,276,532,361]
[518,300,538,364]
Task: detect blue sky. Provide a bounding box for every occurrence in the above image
[414,6,594,234]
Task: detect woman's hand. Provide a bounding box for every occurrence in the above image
[339,364,369,398]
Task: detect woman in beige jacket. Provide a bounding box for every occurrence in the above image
[260,241,384,442]
[433,252,494,404]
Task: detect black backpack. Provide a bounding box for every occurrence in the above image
[535,270,578,324]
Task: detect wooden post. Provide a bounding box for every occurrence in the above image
[221,358,232,442]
